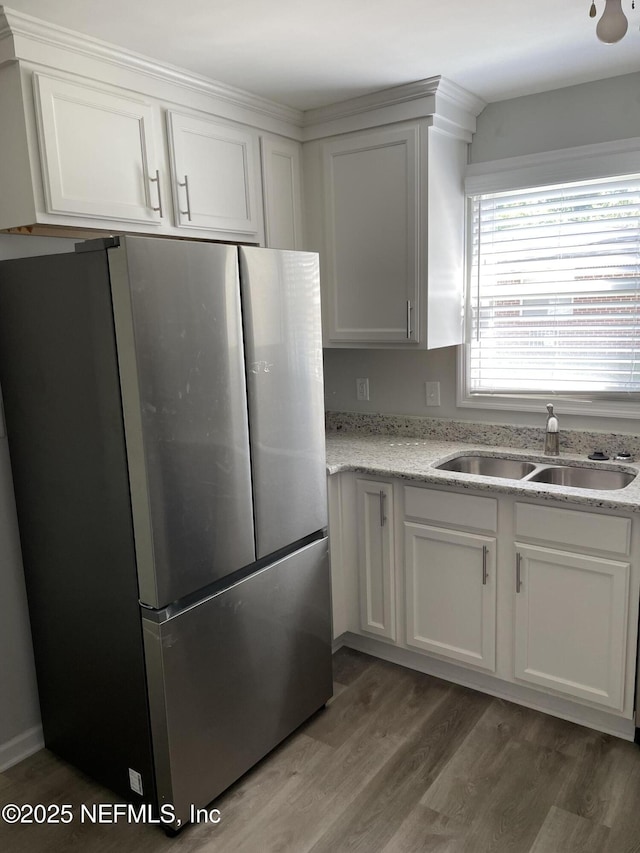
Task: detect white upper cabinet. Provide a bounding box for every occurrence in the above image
[315,121,468,349]
[0,16,303,243]
[0,11,484,259]
[34,74,162,226]
[260,135,304,250]
[166,111,262,237]
[323,125,419,344]
[302,78,482,349]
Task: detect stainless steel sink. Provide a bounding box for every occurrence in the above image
[435,456,537,479]
[434,453,637,490]
[526,466,636,490]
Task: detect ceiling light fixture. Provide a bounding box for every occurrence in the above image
[590,0,633,43]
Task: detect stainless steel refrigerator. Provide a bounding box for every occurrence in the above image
[0,236,332,829]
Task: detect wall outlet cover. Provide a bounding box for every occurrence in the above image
[425,381,441,407]
[356,378,370,401]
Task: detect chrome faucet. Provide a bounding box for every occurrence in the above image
[544,403,560,456]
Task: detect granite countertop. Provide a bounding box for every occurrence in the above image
[325,431,640,513]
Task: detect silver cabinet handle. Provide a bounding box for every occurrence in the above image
[406,300,412,339]
[149,169,163,218]
[178,174,192,221]
[516,552,522,593]
[482,545,488,585]
[379,490,386,527]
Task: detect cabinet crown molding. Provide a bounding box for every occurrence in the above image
[0,5,304,127]
[0,5,485,140]
[304,76,485,124]
[302,75,486,140]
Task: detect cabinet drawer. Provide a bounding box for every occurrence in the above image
[515,503,630,556]
[404,486,497,533]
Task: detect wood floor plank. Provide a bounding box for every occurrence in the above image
[331,681,348,700]
[303,658,450,749]
[380,804,467,853]
[422,700,574,852]
[457,740,570,853]
[478,698,600,759]
[421,701,515,825]
[331,647,376,686]
[187,730,335,851]
[224,666,459,853]
[305,685,490,853]
[528,806,610,853]
[598,749,640,853]
[555,732,637,828]
[302,659,403,748]
[2,651,640,853]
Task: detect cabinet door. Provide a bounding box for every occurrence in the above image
[261,135,303,249]
[323,126,419,344]
[514,543,629,711]
[404,523,496,672]
[356,480,395,640]
[33,74,162,225]
[167,111,261,236]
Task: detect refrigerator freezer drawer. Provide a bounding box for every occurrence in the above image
[142,536,332,827]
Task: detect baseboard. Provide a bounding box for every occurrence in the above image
[332,636,346,654]
[339,632,637,742]
[0,725,44,772]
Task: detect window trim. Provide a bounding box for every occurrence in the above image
[460,137,640,421]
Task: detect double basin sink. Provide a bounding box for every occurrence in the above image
[435,454,637,491]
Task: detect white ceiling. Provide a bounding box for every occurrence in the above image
[4,0,640,110]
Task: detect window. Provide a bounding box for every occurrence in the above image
[464,174,640,416]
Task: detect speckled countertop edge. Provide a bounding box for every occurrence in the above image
[325,432,640,513]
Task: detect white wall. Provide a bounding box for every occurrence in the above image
[470,71,640,164]
[0,234,77,769]
[322,71,640,435]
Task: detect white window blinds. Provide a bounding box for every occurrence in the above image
[468,175,640,398]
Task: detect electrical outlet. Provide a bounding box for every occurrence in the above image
[356,378,370,401]
[425,380,441,407]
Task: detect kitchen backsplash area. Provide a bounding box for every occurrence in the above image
[325,411,640,460]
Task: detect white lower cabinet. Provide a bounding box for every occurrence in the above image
[356,479,396,640]
[339,475,639,728]
[513,501,632,711]
[513,542,630,711]
[405,522,496,671]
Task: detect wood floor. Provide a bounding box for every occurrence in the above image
[2,648,640,852]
